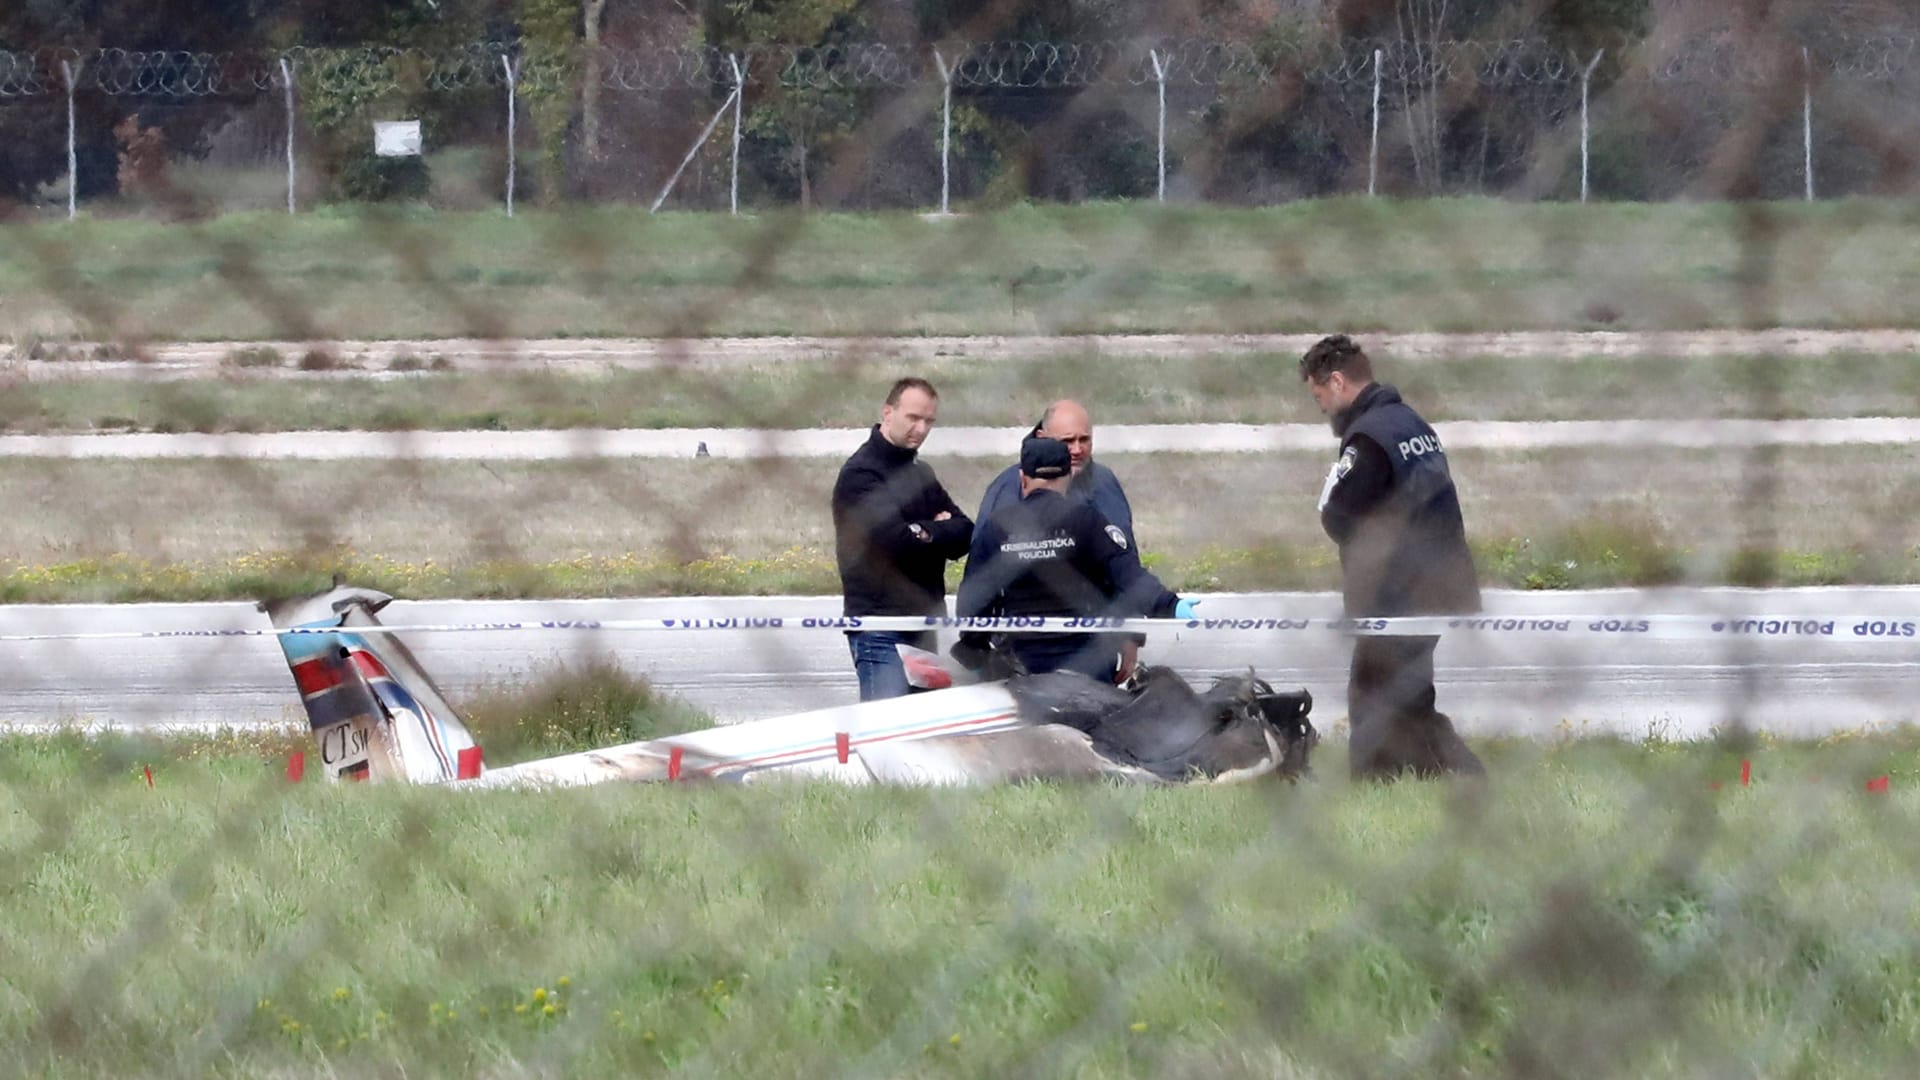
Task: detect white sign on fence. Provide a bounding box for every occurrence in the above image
[372,120,423,158]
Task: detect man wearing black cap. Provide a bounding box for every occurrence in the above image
[953,437,1197,681]
[1301,334,1484,780]
[976,399,1148,681]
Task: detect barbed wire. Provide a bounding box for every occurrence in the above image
[1646,31,1920,84]
[5,35,1920,100]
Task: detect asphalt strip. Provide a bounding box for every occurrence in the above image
[8,589,1920,735]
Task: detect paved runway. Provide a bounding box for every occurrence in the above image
[4,589,1918,740]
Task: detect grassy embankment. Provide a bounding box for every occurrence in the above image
[5,719,1920,1077]
[5,199,1920,342]
[4,350,1920,434]
[0,445,1912,602]
[5,200,1917,598]
[9,201,1918,1077]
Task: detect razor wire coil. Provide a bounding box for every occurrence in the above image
[6,36,1920,100]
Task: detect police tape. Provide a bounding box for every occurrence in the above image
[0,613,1917,643]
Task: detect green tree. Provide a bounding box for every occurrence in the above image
[291,0,510,202]
[0,0,281,202]
[1543,0,1651,60]
[703,0,867,209]
[509,0,586,204]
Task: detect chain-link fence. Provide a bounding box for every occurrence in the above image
[5,5,1920,1076]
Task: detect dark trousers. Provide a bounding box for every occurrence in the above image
[1011,634,1119,684]
[1347,635,1484,780]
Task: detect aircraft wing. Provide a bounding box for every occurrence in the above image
[473,682,1041,788]
[263,584,1313,789]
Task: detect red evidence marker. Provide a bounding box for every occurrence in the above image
[287,751,306,783]
[456,746,483,780]
[836,731,850,765]
[668,746,683,781]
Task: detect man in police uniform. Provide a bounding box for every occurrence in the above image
[1301,335,1485,780]
[975,399,1149,681]
[953,437,1196,681]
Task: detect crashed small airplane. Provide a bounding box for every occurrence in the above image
[262,584,1317,789]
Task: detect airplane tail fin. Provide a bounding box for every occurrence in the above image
[262,585,480,783]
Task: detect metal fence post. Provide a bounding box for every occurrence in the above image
[728,53,745,215]
[1581,49,1604,203]
[280,57,297,214]
[1369,48,1382,197]
[1803,47,1815,202]
[1150,49,1167,202]
[502,55,518,217]
[650,83,741,213]
[60,59,79,220]
[933,47,952,214]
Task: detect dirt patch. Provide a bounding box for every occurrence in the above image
[12,329,1920,382]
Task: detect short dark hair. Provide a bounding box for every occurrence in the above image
[1299,335,1373,384]
[885,377,938,406]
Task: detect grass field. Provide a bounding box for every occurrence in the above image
[12,193,1920,1080]
[5,727,1919,1077]
[0,446,1911,602]
[6,200,1920,343]
[7,350,1920,435]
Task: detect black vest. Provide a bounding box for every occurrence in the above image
[1336,384,1481,617]
[992,491,1123,620]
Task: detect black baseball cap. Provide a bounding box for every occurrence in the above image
[1021,436,1072,480]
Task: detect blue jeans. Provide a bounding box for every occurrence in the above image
[847,630,937,702]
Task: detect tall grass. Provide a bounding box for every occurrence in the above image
[5,350,1920,435]
[4,199,1919,341]
[3,732,1919,1076]
[16,661,703,771]
[461,656,714,762]
[0,447,1915,602]
[0,524,1909,605]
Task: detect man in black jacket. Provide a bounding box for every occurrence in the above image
[1301,335,1485,780]
[975,400,1149,682]
[832,377,974,700]
[953,437,1196,681]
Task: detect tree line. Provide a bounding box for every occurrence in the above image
[10,1,1909,210]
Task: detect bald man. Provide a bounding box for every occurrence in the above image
[974,400,1147,681]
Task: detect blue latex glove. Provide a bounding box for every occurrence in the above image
[1174,598,1200,620]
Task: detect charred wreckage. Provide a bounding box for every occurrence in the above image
[262,584,1317,790]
